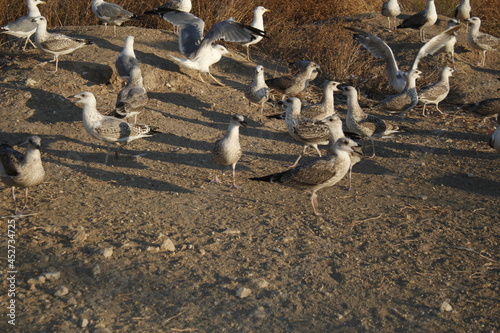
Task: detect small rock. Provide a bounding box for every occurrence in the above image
[67,297,77,306]
[93,264,101,277]
[160,238,176,252]
[416,195,428,201]
[44,271,61,280]
[93,328,111,333]
[81,318,89,328]
[28,275,46,285]
[236,287,252,298]
[223,229,241,235]
[440,301,452,312]
[55,286,69,297]
[146,246,160,252]
[467,173,476,178]
[252,306,266,319]
[198,249,206,255]
[252,278,269,289]
[102,247,113,258]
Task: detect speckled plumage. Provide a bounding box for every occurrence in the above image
[250,137,358,216]
[1,0,45,51]
[245,65,269,114]
[462,98,500,116]
[266,62,319,98]
[91,0,137,36]
[0,136,45,213]
[113,65,148,123]
[211,114,247,188]
[419,67,454,115]
[380,69,421,118]
[397,0,437,42]
[467,17,498,67]
[301,81,341,120]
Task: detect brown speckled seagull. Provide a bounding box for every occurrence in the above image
[466,17,498,67]
[418,66,454,116]
[266,62,319,99]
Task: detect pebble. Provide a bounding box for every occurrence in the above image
[252,306,266,319]
[440,301,453,312]
[102,247,113,258]
[236,287,252,298]
[252,278,269,289]
[93,264,101,277]
[44,271,61,280]
[54,286,69,297]
[28,275,46,285]
[146,246,160,252]
[416,195,428,201]
[160,238,176,252]
[81,318,89,328]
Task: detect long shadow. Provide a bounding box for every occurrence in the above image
[432,173,500,197]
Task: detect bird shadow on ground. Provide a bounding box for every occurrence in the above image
[147,91,211,111]
[432,173,500,197]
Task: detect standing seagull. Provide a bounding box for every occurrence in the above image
[418,66,454,116]
[0,0,45,51]
[323,115,363,191]
[250,137,358,216]
[71,92,159,164]
[266,61,319,99]
[397,0,437,42]
[282,97,330,167]
[379,69,421,118]
[342,86,400,157]
[0,136,45,214]
[244,65,269,114]
[148,10,265,86]
[466,17,498,67]
[381,0,401,30]
[91,0,138,36]
[211,114,247,188]
[31,16,93,72]
[115,35,137,79]
[301,81,342,120]
[112,65,148,123]
[455,0,471,30]
[489,112,500,153]
[242,6,270,61]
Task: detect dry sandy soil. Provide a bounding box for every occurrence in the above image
[0,14,499,332]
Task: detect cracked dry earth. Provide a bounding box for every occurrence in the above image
[0,19,499,333]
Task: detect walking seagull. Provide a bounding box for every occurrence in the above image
[91,0,138,36]
[250,137,358,216]
[342,86,400,157]
[145,10,265,86]
[244,65,269,114]
[211,114,247,188]
[418,66,454,116]
[0,0,45,51]
[266,61,319,99]
[242,6,270,61]
[112,65,148,123]
[31,16,93,72]
[397,0,437,42]
[71,92,159,164]
[381,0,401,30]
[116,35,137,79]
[466,17,498,67]
[0,136,45,214]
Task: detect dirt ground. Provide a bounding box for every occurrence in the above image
[0,14,499,332]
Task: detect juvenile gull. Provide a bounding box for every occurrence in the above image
[250,137,358,216]
[0,0,45,51]
[466,17,498,67]
[112,65,148,123]
[288,60,320,84]
[244,65,269,114]
[211,114,247,188]
[149,10,265,86]
[31,16,93,72]
[281,97,331,167]
[71,92,159,164]
[489,112,500,153]
[323,115,363,191]
[381,0,401,30]
[242,6,270,61]
[379,69,422,118]
[301,81,342,120]
[0,136,45,214]
[397,0,437,42]
[418,66,454,116]
[342,86,400,157]
[115,35,137,79]
[91,0,138,36]
[266,61,319,99]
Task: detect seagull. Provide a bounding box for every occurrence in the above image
[323,115,363,191]
[288,60,320,84]
[31,16,93,72]
[346,25,460,92]
[244,65,269,114]
[301,81,342,120]
[0,136,45,214]
[71,92,159,164]
[282,97,330,167]
[144,0,192,33]
[250,137,358,216]
[242,6,270,60]
[266,61,319,99]
[115,35,137,79]
[342,86,400,157]
[437,19,460,68]
[381,0,401,30]
[112,65,148,123]
[0,0,45,51]
[466,17,498,67]
[148,10,265,86]
[211,114,247,188]
[397,0,437,42]
[91,0,138,36]
[455,0,471,30]
[418,66,454,116]
[489,112,500,153]
[462,98,500,117]
[379,68,421,118]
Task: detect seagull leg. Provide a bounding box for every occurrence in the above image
[246,46,251,61]
[11,187,19,214]
[210,168,223,184]
[113,26,117,38]
[344,166,353,191]
[289,146,308,168]
[104,143,111,164]
[310,192,323,216]
[22,37,30,51]
[313,145,323,158]
[368,137,376,158]
[435,104,444,114]
[53,56,59,72]
[230,162,240,189]
[209,73,225,86]
[21,188,29,211]
[422,104,427,117]
[198,72,206,83]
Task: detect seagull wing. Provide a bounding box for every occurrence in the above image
[0,144,23,176]
[96,2,133,20]
[411,25,460,70]
[201,18,265,48]
[284,157,339,186]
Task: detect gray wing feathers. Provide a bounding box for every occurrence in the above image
[411,25,461,69]
[41,36,88,52]
[0,145,23,176]
[97,3,133,19]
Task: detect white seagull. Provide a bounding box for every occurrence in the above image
[242,6,270,60]
[397,0,437,42]
[115,35,137,79]
[381,0,401,30]
[244,65,270,114]
[91,0,138,36]
[1,0,45,51]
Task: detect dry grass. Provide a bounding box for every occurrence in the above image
[1,0,498,82]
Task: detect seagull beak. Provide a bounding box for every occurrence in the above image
[240,120,248,127]
[265,9,271,12]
